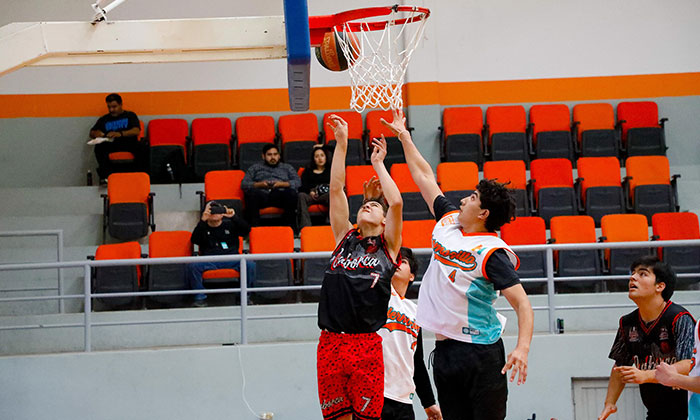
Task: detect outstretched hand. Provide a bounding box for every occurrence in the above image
[501,346,528,385]
[379,108,407,136]
[326,114,349,146]
[363,176,382,201]
[370,135,388,165]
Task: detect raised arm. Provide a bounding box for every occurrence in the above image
[370,135,402,259]
[598,366,624,420]
[381,109,442,215]
[327,115,353,244]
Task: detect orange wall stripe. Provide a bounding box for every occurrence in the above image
[1,72,699,119]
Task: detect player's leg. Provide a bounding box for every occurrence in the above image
[347,333,385,420]
[432,340,475,420]
[317,331,353,419]
[470,339,508,420]
[382,398,415,420]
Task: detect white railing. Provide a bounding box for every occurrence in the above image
[0,239,698,352]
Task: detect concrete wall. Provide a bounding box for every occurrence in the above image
[0,332,652,420]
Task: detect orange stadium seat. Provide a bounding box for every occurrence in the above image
[617,101,667,156]
[601,214,651,284]
[346,165,379,224]
[235,116,277,172]
[576,157,624,226]
[323,111,365,165]
[483,160,529,216]
[102,172,155,242]
[440,107,484,167]
[92,241,142,309]
[249,226,295,302]
[401,219,436,297]
[652,212,700,287]
[550,215,602,292]
[529,158,577,226]
[437,161,479,208]
[391,163,432,220]
[529,104,573,161]
[299,225,336,300]
[501,216,546,294]
[197,170,246,216]
[278,113,320,170]
[191,117,233,179]
[572,103,618,157]
[624,156,679,223]
[366,110,404,168]
[147,118,188,183]
[107,120,146,174]
[147,231,192,306]
[485,105,529,164]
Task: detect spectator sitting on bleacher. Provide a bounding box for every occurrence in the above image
[297,144,331,229]
[89,93,143,181]
[241,144,300,230]
[188,201,256,307]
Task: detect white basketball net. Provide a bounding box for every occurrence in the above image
[333,8,428,112]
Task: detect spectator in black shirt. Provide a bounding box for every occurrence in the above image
[187,201,256,307]
[241,144,300,230]
[297,144,331,229]
[89,93,143,181]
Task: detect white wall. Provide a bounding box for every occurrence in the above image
[2,0,699,94]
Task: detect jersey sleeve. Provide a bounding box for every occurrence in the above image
[608,322,630,366]
[412,330,436,408]
[483,249,521,290]
[432,195,458,221]
[674,313,696,360]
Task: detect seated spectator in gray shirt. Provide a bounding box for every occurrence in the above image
[241,144,301,230]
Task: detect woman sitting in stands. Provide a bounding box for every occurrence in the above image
[297,144,332,229]
[316,114,403,420]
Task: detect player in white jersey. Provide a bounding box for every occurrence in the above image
[656,318,700,420]
[379,247,442,420]
[381,108,534,420]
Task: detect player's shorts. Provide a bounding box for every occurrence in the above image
[317,330,384,420]
[381,397,415,420]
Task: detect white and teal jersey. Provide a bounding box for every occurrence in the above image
[416,210,519,344]
[689,320,700,420]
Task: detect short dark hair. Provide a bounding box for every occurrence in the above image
[477,179,516,232]
[262,144,279,155]
[400,247,419,278]
[630,255,677,301]
[105,93,122,104]
[361,196,388,215]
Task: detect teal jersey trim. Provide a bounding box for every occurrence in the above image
[690,393,700,420]
[465,277,502,344]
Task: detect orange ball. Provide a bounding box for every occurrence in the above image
[315,31,360,72]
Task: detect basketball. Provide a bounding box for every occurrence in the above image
[315,31,360,72]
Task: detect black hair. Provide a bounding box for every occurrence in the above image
[400,247,419,278]
[361,196,389,215]
[105,93,122,105]
[477,179,516,232]
[306,145,331,171]
[630,255,677,301]
[262,143,279,155]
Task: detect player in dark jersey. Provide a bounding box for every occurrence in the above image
[316,114,403,420]
[599,256,695,420]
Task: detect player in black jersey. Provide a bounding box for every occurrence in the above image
[316,114,403,420]
[599,256,695,420]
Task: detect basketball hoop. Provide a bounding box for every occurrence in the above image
[310,5,430,112]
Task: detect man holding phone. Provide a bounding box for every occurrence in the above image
[188,201,256,307]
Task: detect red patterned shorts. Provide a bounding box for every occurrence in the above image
[316,330,384,420]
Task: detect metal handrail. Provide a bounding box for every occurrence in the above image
[0,239,699,352]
